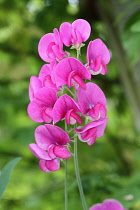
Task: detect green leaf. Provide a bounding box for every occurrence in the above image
[0,157,21,200]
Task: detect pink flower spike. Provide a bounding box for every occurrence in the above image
[60,19,91,49]
[89,199,125,210]
[54,57,91,89]
[77,82,107,119]
[29,76,42,101]
[86,39,111,75]
[38,30,67,63]
[75,118,108,146]
[27,87,58,123]
[53,94,82,125]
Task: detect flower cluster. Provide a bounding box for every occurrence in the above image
[27,19,110,173]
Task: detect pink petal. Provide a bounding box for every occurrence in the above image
[38,64,51,82]
[54,57,91,88]
[34,87,58,106]
[53,94,81,124]
[87,39,110,65]
[72,19,91,43]
[44,124,71,145]
[53,145,71,159]
[38,33,55,62]
[45,158,60,171]
[39,160,50,173]
[27,100,45,123]
[29,76,42,101]
[59,22,72,46]
[35,125,55,150]
[29,143,52,160]
[77,82,106,115]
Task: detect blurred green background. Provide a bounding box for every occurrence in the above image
[0,0,140,209]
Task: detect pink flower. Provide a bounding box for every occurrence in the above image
[54,57,91,90]
[38,28,68,63]
[28,64,58,101]
[75,118,108,146]
[60,19,91,49]
[29,124,71,173]
[27,87,58,123]
[53,94,82,125]
[77,82,107,120]
[89,199,125,210]
[86,39,110,75]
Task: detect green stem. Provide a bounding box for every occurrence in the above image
[64,122,68,210]
[64,159,68,210]
[74,135,88,210]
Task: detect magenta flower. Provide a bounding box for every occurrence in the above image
[29,124,71,173]
[75,118,108,146]
[89,199,125,210]
[60,19,91,49]
[53,94,82,125]
[54,57,91,90]
[38,28,68,63]
[77,82,107,120]
[86,39,110,75]
[27,87,58,123]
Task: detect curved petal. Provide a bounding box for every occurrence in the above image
[35,125,55,150]
[34,87,58,106]
[44,124,71,145]
[29,143,52,160]
[77,82,106,114]
[53,145,71,159]
[38,64,51,82]
[39,160,50,173]
[27,100,44,123]
[53,94,81,124]
[38,33,55,62]
[45,158,60,171]
[72,19,91,43]
[29,76,42,101]
[59,22,72,46]
[54,57,91,87]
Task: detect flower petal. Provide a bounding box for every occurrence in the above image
[53,145,71,159]
[39,160,50,173]
[29,76,42,101]
[45,158,60,171]
[103,199,124,210]
[29,143,52,160]
[60,22,72,46]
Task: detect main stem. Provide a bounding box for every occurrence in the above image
[74,135,88,210]
[64,122,68,210]
[64,159,68,210]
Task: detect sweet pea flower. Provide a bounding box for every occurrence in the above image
[75,118,108,146]
[54,57,91,90]
[86,39,110,75]
[60,19,91,49]
[53,94,82,125]
[89,199,125,210]
[29,124,71,173]
[27,87,58,123]
[38,28,68,63]
[77,82,107,120]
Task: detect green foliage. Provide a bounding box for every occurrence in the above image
[0,157,21,200]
